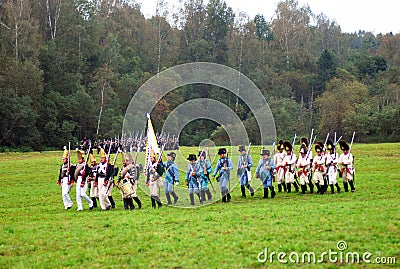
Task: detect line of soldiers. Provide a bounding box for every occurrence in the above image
[58,147,143,211]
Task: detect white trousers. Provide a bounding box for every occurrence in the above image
[98,177,111,210]
[61,177,73,209]
[327,166,338,184]
[76,177,93,210]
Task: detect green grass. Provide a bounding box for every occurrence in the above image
[0,144,399,268]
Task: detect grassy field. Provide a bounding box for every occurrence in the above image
[0,144,399,268]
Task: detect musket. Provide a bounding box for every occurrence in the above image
[349,131,355,154]
[292,134,297,151]
[242,143,252,182]
[134,133,142,164]
[67,142,71,184]
[106,147,120,195]
[206,147,216,194]
[322,133,330,152]
[309,128,314,145]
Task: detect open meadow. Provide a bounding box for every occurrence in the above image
[0,143,399,268]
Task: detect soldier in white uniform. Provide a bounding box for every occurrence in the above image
[95,148,112,210]
[117,152,142,210]
[296,144,311,194]
[283,141,298,193]
[300,137,314,193]
[313,144,326,194]
[273,140,286,192]
[325,140,341,194]
[338,140,355,192]
[88,153,99,208]
[74,150,93,211]
[58,147,73,209]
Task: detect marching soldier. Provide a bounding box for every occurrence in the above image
[283,141,299,193]
[296,145,311,194]
[338,140,355,192]
[146,155,164,208]
[300,137,314,193]
[88,152,99,208]
[312,143,326,194]
[273,140,286,192]
[95,148,112,210]
[74,150,94,211]
[186,154,201,205]
[212,148,233,203]
[117,152,142,210]
[237,145,255,198]
[325,139,341,194]
[163,152,179,205]
[58,146,74,209]
[255,149,276,198]
[198,151,213,201]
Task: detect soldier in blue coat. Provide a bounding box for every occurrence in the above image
[213,148,233,203]
[237,145,255,198]
[163,152,179,205]
[186,154,201,205]
[255,149,276,198]
[198,150,213,202]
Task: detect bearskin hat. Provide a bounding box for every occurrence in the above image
[299,144,307,154]
[339,140,349,151]
[283,141,292,152]
[300,137,309,147]
[326,139,335,151]
[277,140,284,150]
[315,144,322,152]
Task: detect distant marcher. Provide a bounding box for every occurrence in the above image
[273,141,286,192]
[338,140,355,192]
[255,149,276,198]
[58,147,74,209]
[283,141,299,193]
[95,148,112,210]
[325,140,341,194]
[213,148,233,203]
[186,154,201,205]
[74,150,93,211]
[237,145,255,198]
[146,155,164,208]
[88,152,99,208]
[296,145,311,194]
[313,144,326,194]
[198,150,213,201]
[163,152,179,205]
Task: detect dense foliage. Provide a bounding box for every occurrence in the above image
[1,0,399,150]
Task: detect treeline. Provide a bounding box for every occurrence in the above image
[0,0,399,151]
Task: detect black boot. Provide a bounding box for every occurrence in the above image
[301,184,306,194]
[270,186,276,198]
[241,186,246,198]
[189,193,195,205]
[133,197,142,209]
[165,193,172,205]
[226,192,231,202]
[123,198,129,210]
[330,184,334,194]
[128,198,135,210]
[154,196,162,208]
[316,183,321,194]
[221,192,227,203]
[320,184,325,194]
[349,181,356,192]
[195,192,201,202]
[205,189,212,200]
[287,183,291,193]
[108,196,115,208]
[171,191,179,204]
[91,197,98,208]
[263,188,268,198]
[343,182,349,192]
[293,182,299,192]
[283,182,287,192]
[151,197,156,209]
[200,190,205,204]
[278,184,282,192]
[247,185,255,196]
[309,183,314,194]
[335,183,341,194]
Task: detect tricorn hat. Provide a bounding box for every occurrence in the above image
[62,146,69,159]
[187,154,197,161]
[299,144,307,154]
[339,140,349,151]
[300,137,309,147]
[326,139,335,150]
[238,145,246,152]
[283,141,292,152]
[167,152,176,159]
[198,151,206,157]
[260,149,270,156]
[218,148,227,155]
